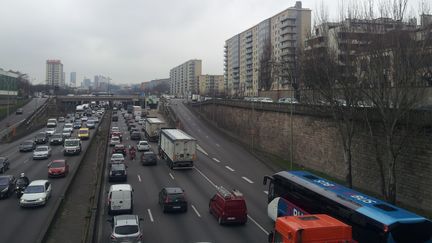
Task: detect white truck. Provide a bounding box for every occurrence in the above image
[63,138,82,155]
[133,106,142,118]
[144,117,165,142]
[158,128,197,169]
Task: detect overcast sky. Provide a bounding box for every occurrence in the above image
[0,0,426,85]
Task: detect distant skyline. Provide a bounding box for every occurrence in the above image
[0,0,427,85]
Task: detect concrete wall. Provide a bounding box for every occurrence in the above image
[193,102,432,212]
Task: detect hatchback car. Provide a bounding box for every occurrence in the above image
[158,187,187,213]
[137,141,150,151]
[110,136,121,146]
[110,153,125,164]
[35,132,48,144]
[109,214,143,243]
[19,140,36,152]
[130,132,141,141]
[0,175,16,198]
[50,133,64,145]
[58,117,65,122]
[141,151,157,166]
[48,159,69,178]
[209,186,247,225]
[19,180,52,207]
[109,163,127,182]
[45,127,56,136]
[112,144,127,155]
[33,146,52,160]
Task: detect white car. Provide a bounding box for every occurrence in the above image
[138,118,145,125]
[62,128,71,138]
[81,116,88,122]
[110,136,121,146]
[110,153,125,164]
[63,123,73,133]
[111,127,120,133]
[20,180,52,207]
[137,141,150,151]
[45,128,56,136]
[33,146,52,160]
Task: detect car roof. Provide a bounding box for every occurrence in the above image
[114,215,138,226]
[164,187,184,194]
[53,133,62,136]
[143,151,155,155]
[79,128,89,130]
[111,163,126,170]
[110,184,132,191]
[112,153,124,157]
[114,144,125,148]
[139,140,148,143]
[51,159,65,163]
[29,180,49,186]
[36,145,49,149]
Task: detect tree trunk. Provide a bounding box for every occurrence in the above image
[344,147,353,188]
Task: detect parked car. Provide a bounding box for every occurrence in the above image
[257,97,273,103]
[140,151,157,166]
[108,215,143,243]
[278,97,299,104]
[109,163,127,182]
[34,132,48,144]
[33,146,52,160]
[19,180,52,207]
[0,157,10,173]
[110,136,121,146]
[0,175,16,198]
[19,140,36,152]
[48,159,69,178]
[16,108,23,115]
[112,144,127,155]
[50,133,64,145]
[209,186,247,225]
[110,153,125,164]
[158,187,187,213]
[107,184,133,215]
[130,131,141,141]
[136,141,150,151]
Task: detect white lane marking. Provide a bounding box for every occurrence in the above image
[216,143,220,147]
[212,158,220,163]
[225,166,235,172]
[242,176,254,184]
[193,167,217,189]
[23,158,29,164]
[169,173,174,180]
[196,145,208,156]
[264,190,268,195]
[137,175,142,182]
[247,215,269,235]
[191,205,201,218]
[147,209,154,222]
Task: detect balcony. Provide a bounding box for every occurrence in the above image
[281,19,296,28]
[280,27,296,36]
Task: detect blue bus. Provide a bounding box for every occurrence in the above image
[263,171,432,243]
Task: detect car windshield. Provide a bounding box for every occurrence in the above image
[115,225,138,235]
[50,162,64,168]
[145,154,156,160]
[112,154,123,159]
[64,140,78,146]
[139,142,148,145]
[168,193,185,201]
[35,147,48,152]
[111,137,119,141]
[0,178,9,185]
[53,134,62,138]
[79,130,88,134]
[111,164,125,170]
[24,185,45,193]
[64,124,72,128]
[23,141,33,145]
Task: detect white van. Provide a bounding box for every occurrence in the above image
[107,184,133,215]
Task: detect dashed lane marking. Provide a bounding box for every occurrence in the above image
[147,209,154,222]
[169,173,174,180]
[196,145,208,156]
[193,167,217,189]
[212,158,220,163]
[242,176,254,184]
[247,215,269,235]
[191,205,201,218]
[215,143,220,147]
[137,175,142,182]
[264,190,268,195]
[225,166,235,172]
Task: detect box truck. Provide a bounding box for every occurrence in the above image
[144,117,165,142]
[158,128,196,169]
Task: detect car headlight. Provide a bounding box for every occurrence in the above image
[38,197,45,201]
[20,198,25,203]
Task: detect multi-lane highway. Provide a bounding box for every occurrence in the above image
[96,99,275,242]
[0,113,102,243]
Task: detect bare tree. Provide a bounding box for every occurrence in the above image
[258,38,274,91]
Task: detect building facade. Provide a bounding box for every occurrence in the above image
[70,72,76,87]
[169,59,202,97]
[0,69,18,105]
[46,60,64,89]
[198,75,224,96]
[224,1,311,97]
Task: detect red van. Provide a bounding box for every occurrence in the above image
[209,186,247,225]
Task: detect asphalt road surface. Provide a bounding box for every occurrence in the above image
[0,97,47,132]
[0,115,101,243]
[96,100,275,243]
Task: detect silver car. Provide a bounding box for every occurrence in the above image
[109,214,143,243]
[33,146,52,160]
[110,153,125,164]
[19,180,52,207]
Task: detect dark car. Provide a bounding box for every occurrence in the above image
[35,132,48,144]
[16,108,23,115]
[112,115,118,122]
[129,127,140,136]
[141,151,157,166]
[48,159,69,178]
[108,163,127,182]
[50,133,64,145]
[19,140,36,152]
[112,144,127,155]
[130,131,141,141]
[0,175,16,198]
[158,187,188,213]
[0,157,10,173]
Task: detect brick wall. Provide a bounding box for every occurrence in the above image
[194,102,432,212]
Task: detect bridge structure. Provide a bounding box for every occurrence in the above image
[56,95,144,110]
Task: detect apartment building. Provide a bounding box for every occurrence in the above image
[46,60,64,88]
[198,75,224,96]
[224,1,311,97]
[169,59,202,97]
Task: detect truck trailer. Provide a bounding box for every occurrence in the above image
[144,117,165,142]
[158,128,196,169]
